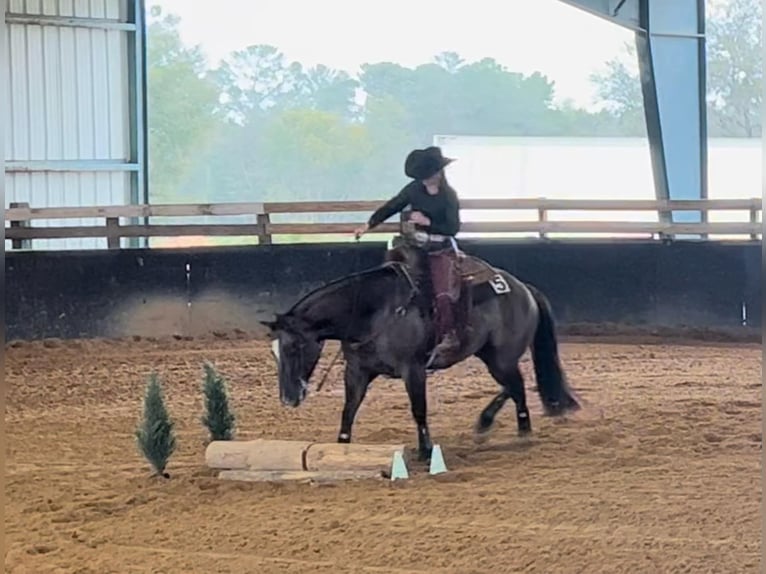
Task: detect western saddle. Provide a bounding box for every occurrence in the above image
[385,224,501,291]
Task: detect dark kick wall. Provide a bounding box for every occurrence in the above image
[5,240,761,341]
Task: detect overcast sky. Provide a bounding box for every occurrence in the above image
[150,0,637,110]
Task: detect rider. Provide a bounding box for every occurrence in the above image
[354,145,462,362]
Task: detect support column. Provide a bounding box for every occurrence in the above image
[558,0,708,235]
[636,0,707,229]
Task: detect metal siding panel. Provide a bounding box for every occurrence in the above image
[59,0,74,17]
[6,174,17,206]
[74,0,90,18]
[4,27,13,160]
[79,171,100,249]
[41,0,59,16]
[6,174,15,204]
[91,34,111,158]
[90,0,111,163]
[62,172,81,249]
[25,0,43,15]
[9,24,29,161]
[107,28,127,158]
[110,171,130,247]
[95,172,113,204]
[5,0,135,250]
[26,22,47,160]
[30,172,49,210]
[12,173,30,208]
[106,0,121,19]
[58,25,79,159]
[75,27,95,158]
[43,24,63,158]
[46,173,66,211]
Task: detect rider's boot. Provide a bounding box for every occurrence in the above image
[430,328,462,365]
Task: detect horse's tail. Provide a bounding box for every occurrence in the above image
[527,283,581,416]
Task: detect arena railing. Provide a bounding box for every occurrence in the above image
[4,198,762,249]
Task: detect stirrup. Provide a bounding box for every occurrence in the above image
[425,335,458,371]
[425,349,437,371]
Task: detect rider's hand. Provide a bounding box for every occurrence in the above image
[410,211,430,226]
[354,224,369,240]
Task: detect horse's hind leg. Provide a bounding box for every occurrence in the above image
[475,348,531,438]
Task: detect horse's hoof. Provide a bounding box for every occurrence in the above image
[473,423,494,444]
[517,416,532,437]
[473,432,490,445]
[417,449,433,462]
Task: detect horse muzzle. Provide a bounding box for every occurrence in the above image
[280,378,309,407]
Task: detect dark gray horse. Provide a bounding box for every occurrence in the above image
[262,238,580,461]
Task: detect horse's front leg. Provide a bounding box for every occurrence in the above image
[337,360,374,443]
[403,363,433,461]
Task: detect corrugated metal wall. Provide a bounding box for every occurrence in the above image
[4,0,145,250]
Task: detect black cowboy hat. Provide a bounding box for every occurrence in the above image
[404,146,455,180]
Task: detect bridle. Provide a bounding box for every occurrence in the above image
[313,240,420,392]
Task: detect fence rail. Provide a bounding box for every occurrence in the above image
[5,198,762,249]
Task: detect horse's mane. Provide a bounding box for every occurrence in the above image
[284,262,405,317]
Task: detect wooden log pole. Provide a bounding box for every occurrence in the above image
[205,439,408,474]
[304,442,407,472]
[217,469,385,483]
[205,439,312,471]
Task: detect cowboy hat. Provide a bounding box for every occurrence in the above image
[404,146,456,180]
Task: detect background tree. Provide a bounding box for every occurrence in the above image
[146,2,758,211]
[146,6,220,202]
[590,0,762,138]
[588,43,646,136]
[706,0,762,136]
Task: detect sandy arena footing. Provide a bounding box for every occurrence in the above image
[5,333,761,573]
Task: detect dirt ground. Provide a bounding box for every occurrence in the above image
[5,333,762,574]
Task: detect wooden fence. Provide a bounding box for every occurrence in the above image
[5,198,762,249]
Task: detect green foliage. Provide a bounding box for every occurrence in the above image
[200,361,236,441]
[146,6,220,203]
[592,0,762,138]
[135,373,177,477]
[588,43,646,137]
[148,2,760,207]
[706,0,762,136]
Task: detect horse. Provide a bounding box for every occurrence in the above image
[261,235,581,461]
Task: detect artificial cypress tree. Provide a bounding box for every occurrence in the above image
[200,361,236,442]
[135,373,177,478]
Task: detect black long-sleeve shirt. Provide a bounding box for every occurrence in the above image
[367,181,461,236]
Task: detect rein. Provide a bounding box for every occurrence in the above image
[346,262,419,350]
[313,242,364,392]
[313,250,419,393]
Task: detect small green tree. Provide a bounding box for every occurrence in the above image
[135,373,177,478]
[200,361,236,441]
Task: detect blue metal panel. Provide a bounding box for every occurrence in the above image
[558,0,708,236]
[637,0,707,230]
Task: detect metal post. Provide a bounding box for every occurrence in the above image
[126,0,149,248]
[636,0,707,238]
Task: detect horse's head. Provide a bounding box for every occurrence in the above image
[261,313,325,407]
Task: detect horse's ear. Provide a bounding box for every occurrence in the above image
[259,318,278,332]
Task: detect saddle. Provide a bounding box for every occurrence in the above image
[384,235,513,352]
[455,252,500,288]
[385,234,511,300]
